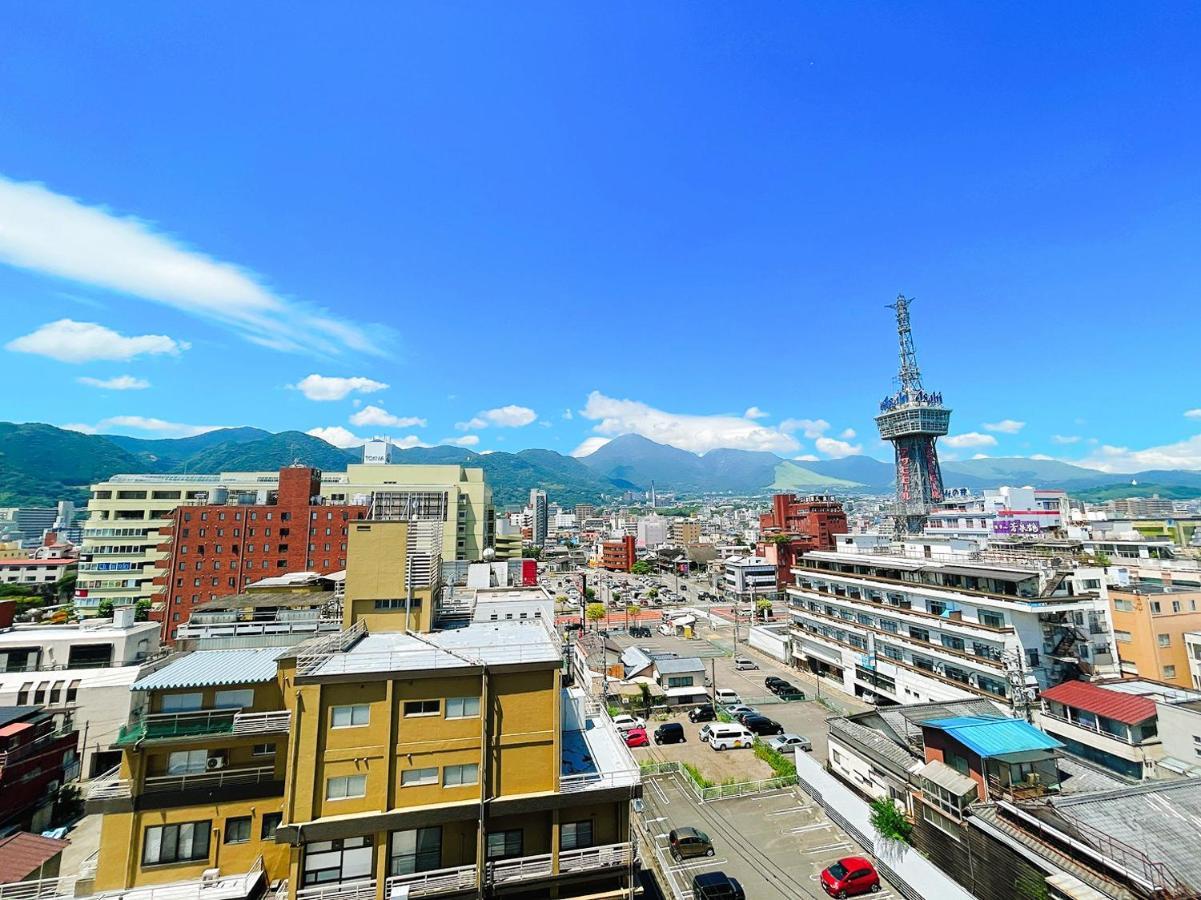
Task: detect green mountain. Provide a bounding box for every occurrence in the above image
[0,422,147,506]
[105,427,270,469]
[771,460,861,491]
[181,431,356,473]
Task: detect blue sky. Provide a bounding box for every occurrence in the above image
[1,4,1199,471]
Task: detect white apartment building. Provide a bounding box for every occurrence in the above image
[636,514,669,550]
[722,555,778,601]
[926,486,1066,539]
[0,606,163,777]
[786,534,1119,709]
[0,556,75,585]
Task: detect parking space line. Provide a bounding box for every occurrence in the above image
[767,805,811,816]
[787,822,833,834]
[667,857,729,871]
[804,841,852,854]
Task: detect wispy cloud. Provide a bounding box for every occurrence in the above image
[8,319,187,363]
[943,432,998,449]
[348,405,426,428]
[0,174,384,355]
[455,405,537,430]
[1051,434,1081,445]
[445,435,480,447]
[77,374,150,390]
[64,415,229,438]
[744,406,769,420]
[983,419,1025,434]
[779,418,830,440]
[292,374,388,401]
[1073,434,1201,473]
[815,436,862,458]
[306,426,365,448]
[1186,409,1201,419]
[570,436,612,457]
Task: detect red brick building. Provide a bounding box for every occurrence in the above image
[601,535,637,572]
[152,466,368,642]
[0,706,79,834]
[757,493,849,591]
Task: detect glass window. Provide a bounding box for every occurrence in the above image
[445,697,480,719]
[331,704,370,727]
[979,611,1005,629]
[404,700,440,717]
[389,827,442,876]
[487,830,523,860]
[561,820,594,851]
[214,689,254,709]
[1158,634,1172,648]
[143,820,211,865]
[252,742,276,756]
[225,816,252,844]
[1114,630,1133,643]
[261,813,282,840]
[1164,665,1177,679]
[443,764,479,787]
[326,774,367,800]
[168,749,209,774]
[160,692,203,712]
[303,836,372,885]
[401,767,438,787]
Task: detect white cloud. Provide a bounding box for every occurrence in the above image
[793,454,820,462]
[1051,434,1081,445]
[571,436,612,458]
[779,418,830,440]
[1072,434,1201,473]
[1029,454,1055,461]
[293,374,388,402]
[446,435,480,447]
[306,426,364,448]
[65,415,228,438]
[391,435,429,449]
[744,406,769,420]
[7,319,186,363]
[562,408,574,420]
[581,391,800,454]
[815,436,862,458]
[983,419,1025,434]
[77,374,150,390]
[456,405,538,430]
[0,175,382,355]
[971,453,992,460]
[839,427,857,440]
[348,405,426,428]
[1186,409,1201,419]
[943,432,998,449]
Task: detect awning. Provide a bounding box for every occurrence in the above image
[917,760,977,797]
[992,748,1061,765]
[665,686,706,697]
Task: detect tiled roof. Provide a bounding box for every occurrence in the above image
[0,832,70,883]
[132,647,287,690]
[923,715,1063,758]
[1041,680,1157,725]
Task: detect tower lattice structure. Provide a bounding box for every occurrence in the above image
[874,294,951,534]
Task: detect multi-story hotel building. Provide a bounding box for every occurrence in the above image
[76,458,495,615]
[82,521,639,900]
[786,535,1119,708]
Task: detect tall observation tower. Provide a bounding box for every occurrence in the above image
[875,295,951,534]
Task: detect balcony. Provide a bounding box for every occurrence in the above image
[85,765,132,801]
[490,842,634,885]
[385,865,477,897]
[0,857,264,900]
[144,764,277,794]
[115,709,290,745]
[296,882,376,900]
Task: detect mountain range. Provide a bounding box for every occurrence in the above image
[2,422,1200,510]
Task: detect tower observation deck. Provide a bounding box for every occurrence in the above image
[874,294,950,534]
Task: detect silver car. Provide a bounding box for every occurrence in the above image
[765,733,812,753]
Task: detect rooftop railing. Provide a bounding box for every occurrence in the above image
[115,709,290,745]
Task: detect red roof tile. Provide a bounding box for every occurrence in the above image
[0,832,70,883]
[1041,680,1157,725]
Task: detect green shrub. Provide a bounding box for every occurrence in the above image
[682,762,714,789]
[869,796,912,842]
[753,739,797,778]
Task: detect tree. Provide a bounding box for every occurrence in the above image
[869,797,912,842]
[96,599,114,619]
[638,682,653,718]
[55,571,77,600]
[755,598,773,620]
[647,587,659,599]
[585,603,607,628]
[631,560,652,575]
[521,547,542,560]
[134,599,152,622]
[584,587,596,602]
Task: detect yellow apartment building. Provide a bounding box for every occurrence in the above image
[1110,584,1201,688]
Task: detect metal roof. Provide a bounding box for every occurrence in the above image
[917,759,978,797]
[828,716,920,774]
[132,647,287,691]
[923,715,1063,758]
[1041,681,1157,725]
[654,657,705,675]
[0,832,71,883]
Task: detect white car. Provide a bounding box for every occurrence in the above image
[611,714,646,732]
[733,656,759,671]
[765,733,813,754]
[714,688,742,705]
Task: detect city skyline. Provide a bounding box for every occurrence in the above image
[1,6,1199,472]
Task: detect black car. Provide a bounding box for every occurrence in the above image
[743,715,785,736]
[765,675,788,691]
[688,704,716,723]
[654,722,686,744]
[692,872,745,900]
[630,626,653,638]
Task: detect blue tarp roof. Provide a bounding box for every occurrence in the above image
[923,715,1063,759]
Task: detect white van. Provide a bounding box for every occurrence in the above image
[707,724,754,751]
[714,688,741,705]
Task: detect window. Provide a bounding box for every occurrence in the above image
[909,626,930,643]
[168,749,209,774]
[979,611,1005,629]
[1158,634,1172,648]
[1114,599,1134,612]
[303,836,372,885]
[561,820,593,851]
[445,697,480,718]
[331,704,370,727]
[214,689,254,709]
[225,816,252,844]
[143,821,211,865]
[443,764,478,787]
[390,827,442,876]
[326,774,367,800]
[404,700,439,717]
[487,830,523,860]
[1114,630,1133,643]
[261,813,282,840]
[252,743,277,757]
[160,692,203,712]
[1164,665,1177,679]
[375,598,421,609]
[1151,601,1162,614]
[401,767,438,787]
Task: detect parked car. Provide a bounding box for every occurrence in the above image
[733,656,759,671]
[654,722,686,745]
[563,622,582,632]
[820,856,881,897]
[714,688,742,705]
[629,626,652,638]
[611,714,646,732]
[692,872,745,900]
[669,827,715,860]
[771,682,805,699]
[765,733,813,753]
[765,675,789,691]
[624,726,650,748]
[708,724,755,751]
[726,705,759,720]
[688,703,716,723]
[743,715,785,736]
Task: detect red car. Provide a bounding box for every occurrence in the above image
[624,726,650,748]
[820,856,880,897]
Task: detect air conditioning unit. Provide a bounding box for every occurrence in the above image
[206,756,226,771]
[1025,772,1041,786]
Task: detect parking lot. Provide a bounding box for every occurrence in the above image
[638,770,899,900]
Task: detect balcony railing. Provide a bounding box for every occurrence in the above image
[86,765,132,801]
[116,709,290,745]
[0,857,263,900]
[295,880,376,900]
[488,842,633,885]
[384,865,477,897]
[144,764,277,794]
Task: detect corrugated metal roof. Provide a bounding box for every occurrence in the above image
[1040,681,1157,725]
[0,832,70,883]
[132,647,287,691]
[923,715,1063,758]
[655,657,705,675]
[917,759,978,797]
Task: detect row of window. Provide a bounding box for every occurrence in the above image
[142,814,282,866]
[330,696,480,728]
[326,763,478,800]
